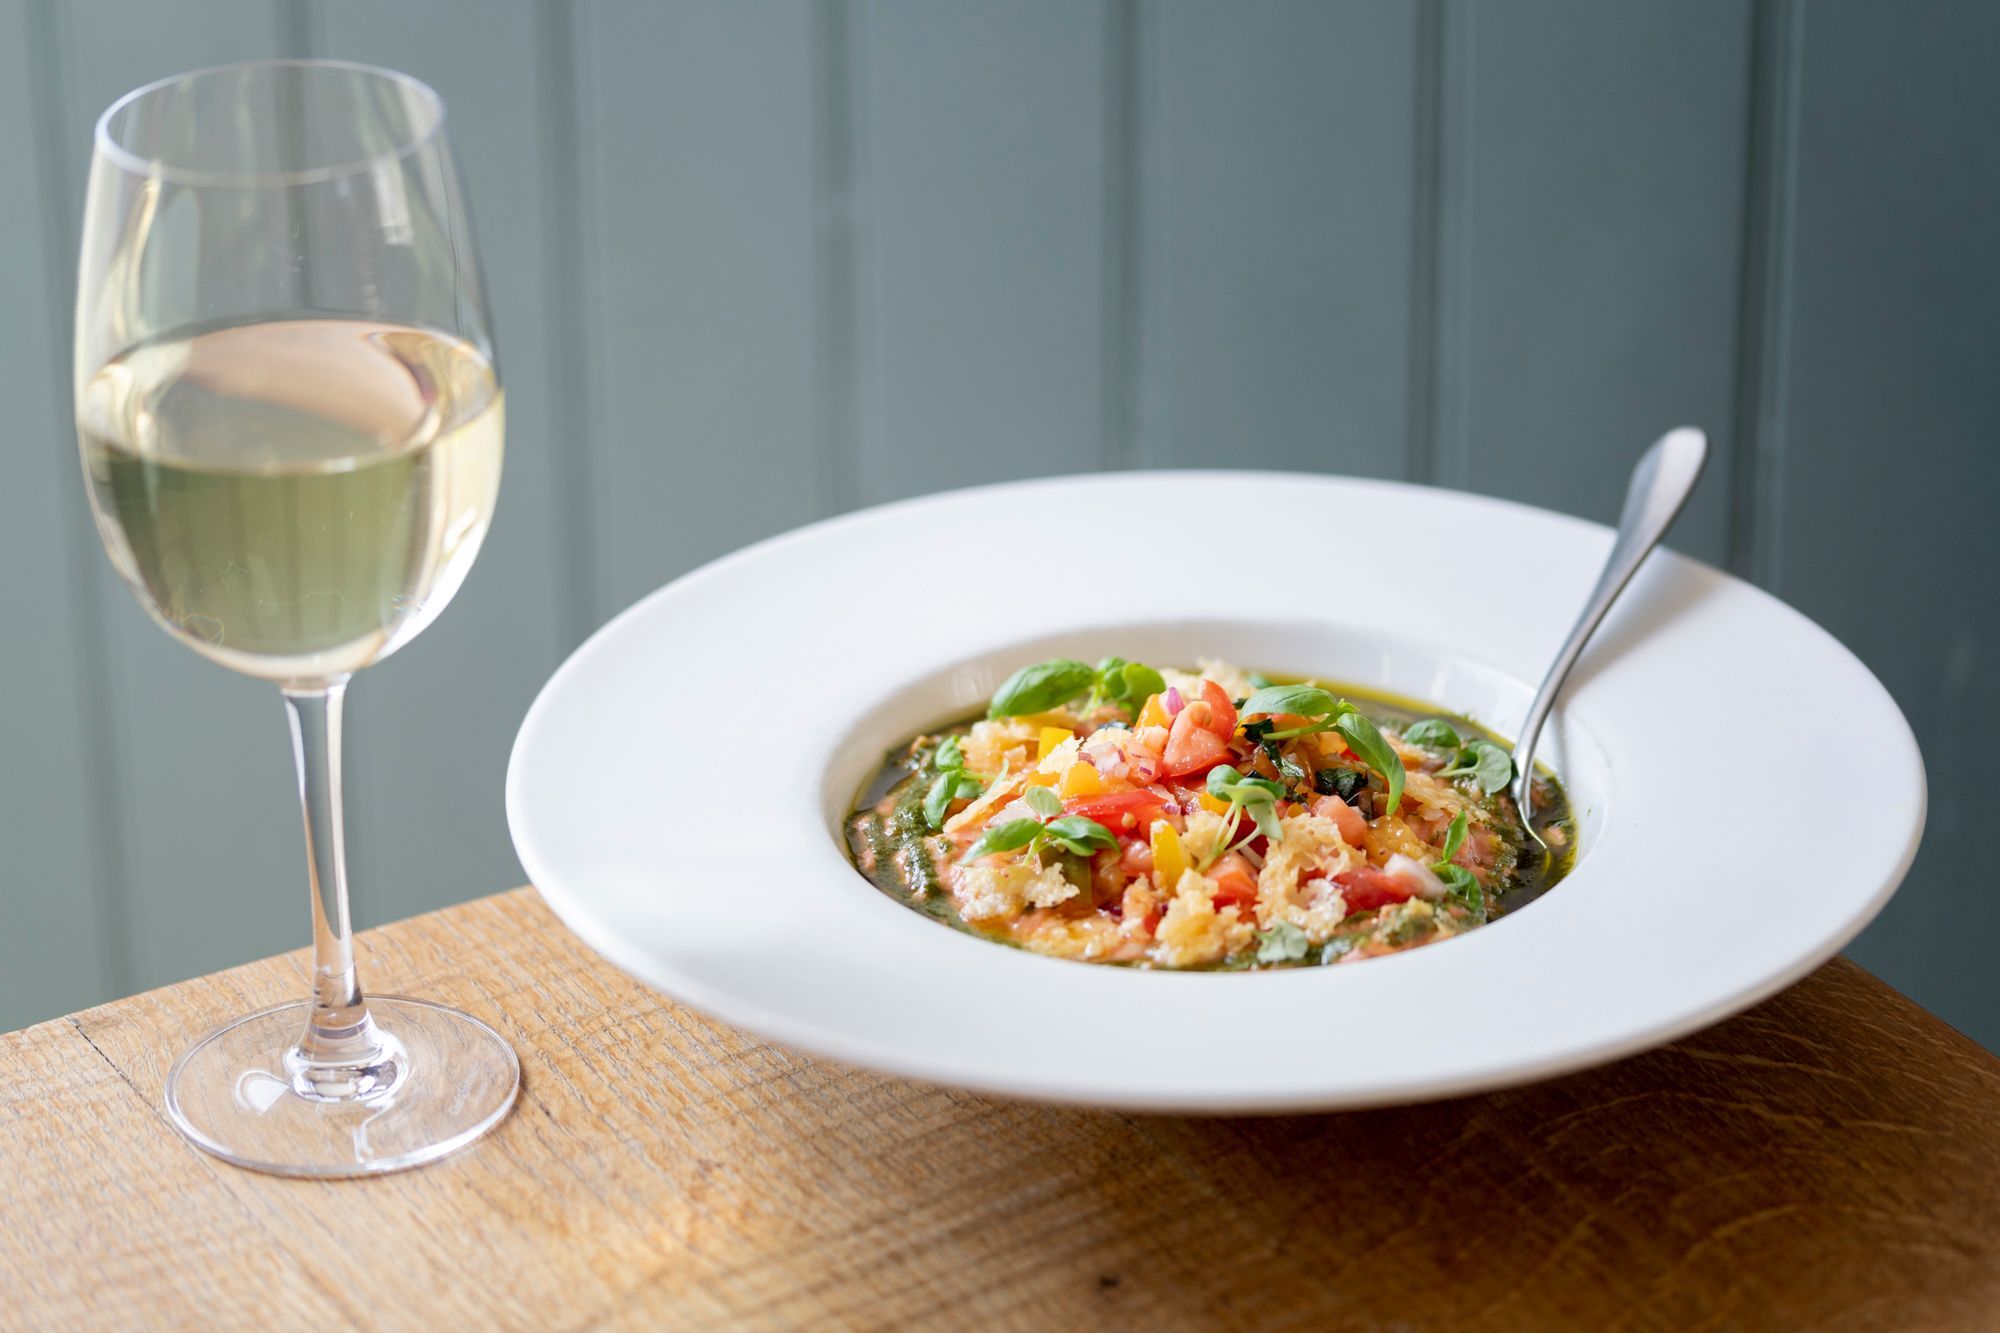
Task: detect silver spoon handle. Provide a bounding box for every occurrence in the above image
[1511,428,1710,817]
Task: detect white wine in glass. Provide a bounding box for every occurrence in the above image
[74,61,518,1176]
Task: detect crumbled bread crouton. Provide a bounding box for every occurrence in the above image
[1154,869,1254,967]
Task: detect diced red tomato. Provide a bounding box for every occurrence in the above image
[1064,789,1169,834]
[1335,865,1416,913]
[1162,709,1234,777]
[1212,853,1258,911]
[1311,795,1369,847]
[1198,679,1237,738]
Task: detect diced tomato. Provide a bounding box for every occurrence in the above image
[1312,795,1368,847]
[1064,789,1169,834]
[1212,853,1258,911]
[1198,679,1237,738]
[1335,865,1416,913]
[1162,709,1234,777]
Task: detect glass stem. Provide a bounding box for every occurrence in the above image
[282,679,399,1099]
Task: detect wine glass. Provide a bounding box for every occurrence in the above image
[74,61,517,1176]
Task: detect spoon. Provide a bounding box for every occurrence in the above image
[1510,427,1710,839]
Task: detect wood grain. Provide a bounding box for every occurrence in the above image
[2,888,1995,1330]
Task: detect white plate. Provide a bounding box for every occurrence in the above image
[507,473,1924,1113]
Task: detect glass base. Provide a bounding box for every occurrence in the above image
[164,996,519,1178]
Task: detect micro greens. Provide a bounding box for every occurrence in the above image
[1254,921,1310,964]
[1402,719,1462,749]
[1439,739,1514,796]
[959,805,1118,862]
[1238,685,1406,816]
[1084,656,1168,716]
[921,736,984,830]
[1200,764,1287,866]
[1430,809,1483,914]
[1023,783,1063,819]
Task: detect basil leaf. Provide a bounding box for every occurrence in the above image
[1247,672,1276,690]
[1240,718,1275,744]
[1402,719,1461,750]
[922,772,957,830]
[1437,809,1469,864]
[1442,739,1514,796]
[1040,815,1118,857]
[1254,921,1309,964]
[1333,712,1405,816]
[1264,744,1307,783]
[1240,684,1342,719]
[1120,662,1166,705]
[1206,764,1244,798]
[1024,783,1063,819]
[988,659,1094,719]
[961,818,1043,862]
[1314,767,1369,802]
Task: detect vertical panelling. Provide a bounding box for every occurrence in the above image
[315,2,567,922]
[51,1,306,992]
[0,0,115,1025]
[1434,0,1753,562]
[573,2,822,616]
[1763,1,2000,1049]
[1139,0,1422,475]
[854,0,1112,501]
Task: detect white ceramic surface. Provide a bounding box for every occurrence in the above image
[507,473,1925,1112]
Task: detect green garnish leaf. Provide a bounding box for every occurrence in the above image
[1247,801,1284,841]
[1240,684,1343,720]
[1441,739,1514,796]
[1023,783,1063,820]
[1041,815,1118,857]
[1119,662,1166,705]
[934,734,965,771]
[988,659,1095,719]
[1255,921,1310,964]
[1333,711,1405,816]
[1402,719,1461,749]
[1435,862,1483,913]
[922,770,983,830]
[961,818,1042,862]
[1437,809,1469,864]
[1264,744,1307,783]
[1205,766,1286,845]
[923,772,956,829]
[1247,672,1276,689]
[1314,767,1369,802]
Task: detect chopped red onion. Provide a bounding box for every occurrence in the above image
[1164,686,1184,715]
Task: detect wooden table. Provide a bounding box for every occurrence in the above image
[4,889,1996,1330]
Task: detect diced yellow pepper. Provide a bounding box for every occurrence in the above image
[1196,791,1229,816]
[1136,694,1170,730]
[1038,726,1073,761]
[1023,769,1060,787]
[1150,820,1188,891]
[1060,763,1104,798]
